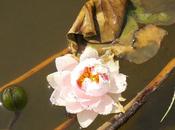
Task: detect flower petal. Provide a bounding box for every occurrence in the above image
[47,71,71,89]
[77,110,98,128]
[59,72,77,104]
[60,88,76,104]
[80,47,98,61]
[47,72,60,89]
[60,71,72,88]
[81,77,109,97]
[55,54,78,71]
[93,95,114,115]
[49,71,73,106]
[106,60,119,73]
[50,89,66,106]
[109,73,127,94]
[66,102,84,114]
[79,96,101,109]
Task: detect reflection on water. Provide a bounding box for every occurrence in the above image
[0,1,175,130]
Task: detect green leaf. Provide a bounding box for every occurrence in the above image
[119,16,139,45]
[130,0,175,25]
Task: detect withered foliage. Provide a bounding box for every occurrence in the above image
[67,0,174,64]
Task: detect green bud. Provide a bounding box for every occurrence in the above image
[1,86,28,112]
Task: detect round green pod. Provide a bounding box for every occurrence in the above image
[1,86,28,111]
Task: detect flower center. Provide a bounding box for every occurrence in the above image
[76,66,109,88]
[77,66,99,88]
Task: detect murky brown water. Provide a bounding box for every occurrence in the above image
[0,1,175,130]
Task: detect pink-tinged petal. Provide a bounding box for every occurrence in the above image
[79,97,101,109]
[50,89,66,106]
[60,88,76,103]
[106,60,119,73]
[77,110,98,128]
[66,102,84,114]
[49,71,74,106]
[73,84,93,99]
[55,54,78,71]
[59,72,77,104]
[80,47,98,62]
[47,71,71,90]
[109,73,127,94]
[47,72,60,89]
[93,95,114,115]
[83,81,109,97]
[60,71,72,88]
[73,80,108,99]
[51,86,76,106]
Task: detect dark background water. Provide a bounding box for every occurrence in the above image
[0,1,175,130]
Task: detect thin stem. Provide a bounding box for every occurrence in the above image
[0,48,71,93]
[98,58,175,130]
[7,111,21,129]
[54,116,76,130]
[160,90,175,122]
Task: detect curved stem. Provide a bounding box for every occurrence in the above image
[0,48,71,92]
[8,111,21,129]
[160,90,175,122]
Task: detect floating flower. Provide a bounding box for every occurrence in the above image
[47,47,127,128]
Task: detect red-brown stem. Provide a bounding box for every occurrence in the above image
[54,116,76,130]
[0,48,71,92]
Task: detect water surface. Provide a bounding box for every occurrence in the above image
[0,1,175,130]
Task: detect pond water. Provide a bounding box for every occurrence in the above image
[0,1,175,130]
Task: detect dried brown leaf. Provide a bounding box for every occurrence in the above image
[67,0,127,45]
[124,24,167,64]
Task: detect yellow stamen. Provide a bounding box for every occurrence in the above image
[77,67,99,88]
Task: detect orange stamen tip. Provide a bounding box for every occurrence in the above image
[77,66,99,88]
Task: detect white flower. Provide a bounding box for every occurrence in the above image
[47,46,127,128]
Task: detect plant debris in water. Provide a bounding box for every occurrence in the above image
[123,24,167,64]
[67,0,172,64]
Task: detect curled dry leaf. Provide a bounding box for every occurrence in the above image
[67,0,168,64]
[67,0,127,46]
